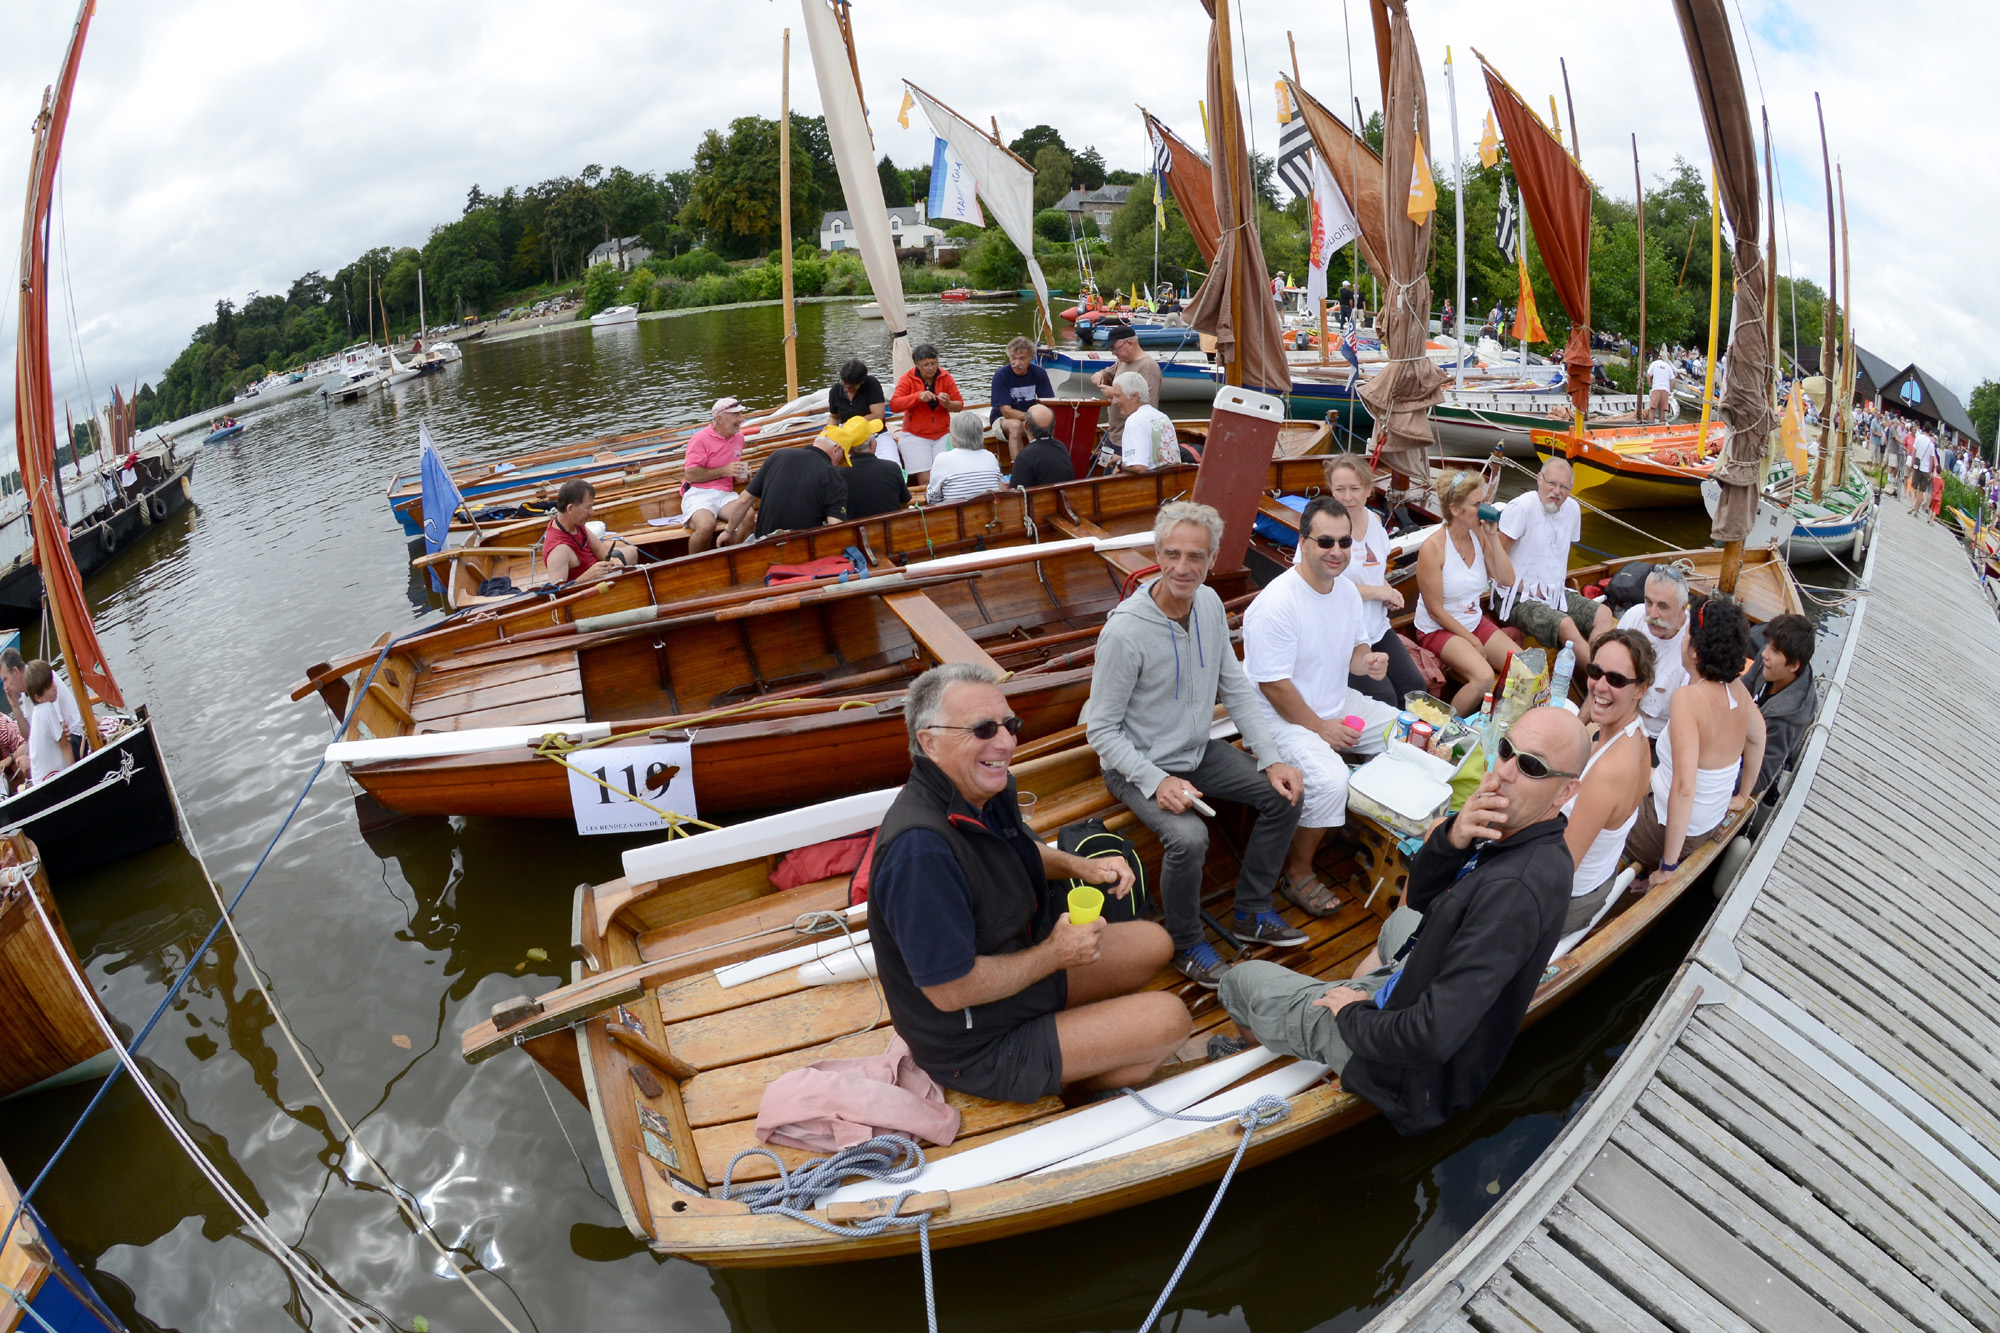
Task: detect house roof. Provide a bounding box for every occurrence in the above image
[1853,345,1898,401]
[1053,185,1132,212]
[818,207,931,230]
[586,235,646,261]
[1877,362,1979,439]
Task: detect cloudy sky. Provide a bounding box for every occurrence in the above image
[4,0,1992,437]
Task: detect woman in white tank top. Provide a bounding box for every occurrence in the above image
[1413,471,1514,716]
[1558,629,1655,935]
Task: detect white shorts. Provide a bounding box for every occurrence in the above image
[898,432,944,474]
[680,486,735,519]
[1266,691,1398,829]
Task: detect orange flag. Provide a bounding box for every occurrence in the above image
[1511,246,1547,344]
[1407,133,1437,223]
[1478,112,1500,168]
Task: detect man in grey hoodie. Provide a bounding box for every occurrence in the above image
[1087,501,1307,988]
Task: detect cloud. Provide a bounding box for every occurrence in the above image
[2,0,1991,441]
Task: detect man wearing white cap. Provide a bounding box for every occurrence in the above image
[683,396,750,552]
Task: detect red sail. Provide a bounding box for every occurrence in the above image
[1478,51,1594,417]
[15,0,123,709]
[1141,111,1221,266]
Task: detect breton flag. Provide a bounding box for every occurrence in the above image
[1151,126,1170,227]
[1495,176,1519,264]
[1305,151,1362,305]
[1276,116,1313,202]
[1406,133,1438,223]
[927,136,984,227]
[1479,112,1500,168]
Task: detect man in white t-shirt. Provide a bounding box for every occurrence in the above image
[1497,458,1614,673]
[22,660,75,785]
[3,648,85,750]
[1605,566,1690,743]
[1110,371,1176,473]
[1645,351,1675,422]
[1242,498,1402,917]
[1908,429,1938,520]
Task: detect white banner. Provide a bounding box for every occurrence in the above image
[927,136,984,227]
[1306,152,1361,306]
[566,740,699,836]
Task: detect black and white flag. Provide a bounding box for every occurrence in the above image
[1150,124,1173,178]
[1494,177,1519,264]
[1275,117,1313,202]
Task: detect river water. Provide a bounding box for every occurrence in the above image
[1,297,1836,1332]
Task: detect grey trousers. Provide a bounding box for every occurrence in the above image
[1218,906,1421,1074]
[1103,739,1302,952]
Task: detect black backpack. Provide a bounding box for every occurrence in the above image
[1605,560,1654,615]
[1036,819,1148,936]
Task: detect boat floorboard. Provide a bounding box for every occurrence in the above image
[1363,504,2000,1333]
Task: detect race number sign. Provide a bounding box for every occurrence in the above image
[565,741,698,836]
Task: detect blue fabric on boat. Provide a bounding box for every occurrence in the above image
[419,423,468,593]
[1251,494,1310,548]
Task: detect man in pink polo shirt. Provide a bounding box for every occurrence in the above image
[683,396,750,551]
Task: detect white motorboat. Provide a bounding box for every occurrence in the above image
[855,302,883,319]
[590,305,639,328]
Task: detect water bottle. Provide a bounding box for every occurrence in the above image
[1549,644,1576,711]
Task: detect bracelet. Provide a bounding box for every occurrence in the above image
[1658,860,1680,875]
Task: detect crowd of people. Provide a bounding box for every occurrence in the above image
[1860,407,1992,525]
[535,329,1197,584]
[860,461,1820,1137]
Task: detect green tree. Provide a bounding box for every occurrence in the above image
[581,262,625,316]
[1032,145,1074,211]
[1009,124,1069,161]
[425,212,505,316]
[1970,380,1999,455]
[1097,176,1201,295]
[1033,209,1071,244]
[877,155,912,207]
[963,230,1026,289]
[1074,147,1107,190]
[793,114,844,212]
[684,117,825,259]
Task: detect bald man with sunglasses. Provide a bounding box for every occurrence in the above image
[1218,706,1587,1136]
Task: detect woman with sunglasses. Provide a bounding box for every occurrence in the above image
[1627,597,1766,885]
[1413,470,1516,716]
[1325,455,1427,710]
[1557,628,1656,938]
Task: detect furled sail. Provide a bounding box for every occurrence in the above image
[799,0,912,380]
[905,82,1053,337]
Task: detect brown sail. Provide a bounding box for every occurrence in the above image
[1672,0,1771,545]
[1477,50,1595,422]
[1139,110,1221,266]
[1280,74,1389,278]
[1353,0,1446,482]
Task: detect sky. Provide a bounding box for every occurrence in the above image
[3,0,1993,440]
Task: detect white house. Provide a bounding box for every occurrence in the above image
[1053,185,1131,233]
[818,204,943,253]
[585,235,653,272]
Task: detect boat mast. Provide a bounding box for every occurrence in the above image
[1831,163,1852,487]
[1809,92,1836,502]
[417,267,426,344]
[779,27,799,402]
[1633,134,1646,385]
[1214,0,1243,387]
[1695,169,1720,449]
[1446,46,1465,392]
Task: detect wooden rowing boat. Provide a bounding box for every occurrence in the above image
[455,543,1800,1266]
[0,833,110,1100]
[1531,420,1725,510]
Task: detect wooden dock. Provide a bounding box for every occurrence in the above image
[1364,501,2000,1333]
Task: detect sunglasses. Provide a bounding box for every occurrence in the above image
[1585,662,1639,690]
[1498,736,1578,780]
[926,716,1026,741]
[1306,534,1355,550]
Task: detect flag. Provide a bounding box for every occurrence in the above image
[1150,126,1169,228]
[1511,246,1547,344]
[1406,133,1437,223]
[927,136,983,226]
[1479,112,1500,168]
[1494,177,1519,263]
[1276,117,1313,202]
[1306,152,1362,305]
[418,422,468,593]
[1274,79,1295,124]
[896,90,913,130]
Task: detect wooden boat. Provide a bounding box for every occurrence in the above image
[463,546,1793,1267]
[1949,506,2000,579]
[1531,420,1725,509]
[0,832,112,1100]
[1,1154,126,1333]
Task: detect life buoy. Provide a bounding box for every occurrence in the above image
[149,494,169,521]
[98,523,117,555]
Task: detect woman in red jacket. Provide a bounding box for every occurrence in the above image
[888,343,963,490]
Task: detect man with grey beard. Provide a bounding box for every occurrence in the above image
[1603,566,1691,745]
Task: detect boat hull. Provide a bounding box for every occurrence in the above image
[1533,424,1720,509]
[0,456,200,630]
[0,712,180,883]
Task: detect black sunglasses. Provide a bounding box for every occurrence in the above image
[1498,736,1577,780]
[1306,534,1355,549]
[927,716,1025,741]
[1585,662,1639,690]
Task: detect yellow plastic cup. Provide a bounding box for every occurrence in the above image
[1067,885,1105,925]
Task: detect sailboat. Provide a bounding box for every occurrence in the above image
[6,0,181,883]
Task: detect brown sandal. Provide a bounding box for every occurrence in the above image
[1279,873,1343,917]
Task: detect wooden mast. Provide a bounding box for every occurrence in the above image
[779,27,799,402]
[1695,170,1721,450]
[1809,92,1836,502]
[1214,0,1243,387]
[1633,134,1646,386]
[1831,163,1852,487]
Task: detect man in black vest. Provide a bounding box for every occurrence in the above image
[868,663,1191,1103]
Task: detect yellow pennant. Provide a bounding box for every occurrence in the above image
[1549,95,1562,142]
[1274,80,1294,125]
[1407,133,1437,223]
[896,90,914,130]
[1512,246,1547,344]
[1479,112,1500,168]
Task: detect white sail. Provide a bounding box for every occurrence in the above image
[906,81,1052,336]
[799,0,912,380]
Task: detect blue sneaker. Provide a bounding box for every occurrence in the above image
[1233,909,1309,949]
[1173,941,1232,989]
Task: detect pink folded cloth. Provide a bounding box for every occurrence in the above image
[755,1033,961,1152]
